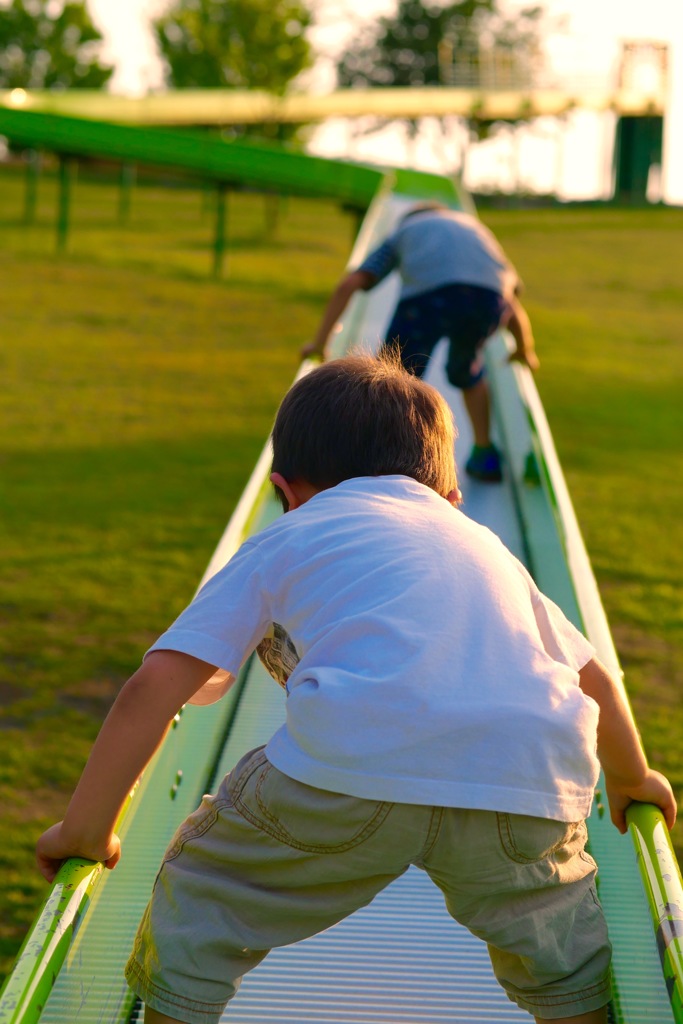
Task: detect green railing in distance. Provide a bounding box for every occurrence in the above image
[0,108,383,209]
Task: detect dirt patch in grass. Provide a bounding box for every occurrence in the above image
[0,680,24,707]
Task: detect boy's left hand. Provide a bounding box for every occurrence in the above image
[36,821,121,883]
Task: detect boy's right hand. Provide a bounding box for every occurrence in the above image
[605,769,677,834]
[36,821,121,883]
[508,347,540,372]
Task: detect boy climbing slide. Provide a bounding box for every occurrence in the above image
[37,354,676,1024]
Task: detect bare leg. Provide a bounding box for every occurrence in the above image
[144,1008,186,1024]
[534,1008,608,1024]
[462,377,491,448]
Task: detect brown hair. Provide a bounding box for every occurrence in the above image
[271,351,458,509]
[400,201,449,224]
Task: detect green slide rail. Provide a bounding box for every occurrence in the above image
[0,107,459,211]
[0,107,382,207]
[0,106,456,269]
[0,120,681,1024]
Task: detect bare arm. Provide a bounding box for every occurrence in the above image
[505,295,539,371]
[301,270,377,359]
[36,650,221,881]
[578,656,676,833]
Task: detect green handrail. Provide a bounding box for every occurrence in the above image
[0,860,103,1024]
[627,803,683,1021]
[0,780,140,1024]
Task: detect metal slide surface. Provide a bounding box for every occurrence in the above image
[2,163,682,1024]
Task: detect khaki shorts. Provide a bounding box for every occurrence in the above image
[126,747,612,1023]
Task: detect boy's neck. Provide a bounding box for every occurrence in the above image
[271,472,461,511]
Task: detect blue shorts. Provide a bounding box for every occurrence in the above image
[380,283,509,389]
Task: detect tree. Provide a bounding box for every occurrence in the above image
[154,0,313,95]
[337,0,542,91]
[0,0,113,90]
[335,0,543,178]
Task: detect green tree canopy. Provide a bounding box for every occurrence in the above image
[337,0,542,91]
[339,0,484,89]
[335,0,543,173]
[0,0,113,90]
[153,0,313,95]
[339,0,540,89]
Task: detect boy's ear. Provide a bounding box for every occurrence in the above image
[270,473,316,512]
[270,472,298,511]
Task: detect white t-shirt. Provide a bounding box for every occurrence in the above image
[148,476,600,821]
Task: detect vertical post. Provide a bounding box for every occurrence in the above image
[553,118,565,200]
[458,125,471,190]
[509,126,520,200]
[118,162,136,223]
[213,182,228,278]
[342,204,364,247]
[264,192,280,238]
[24,148,41,224]
[613,115,664,204]
[56,154,72,254]
[200,181,214,218]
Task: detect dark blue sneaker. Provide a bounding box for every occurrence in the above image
[465,444,503,482]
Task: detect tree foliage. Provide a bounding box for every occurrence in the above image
[0,0,113,90]
[154,0,313,95]
[337,0,542,92]
[336,0,543,166]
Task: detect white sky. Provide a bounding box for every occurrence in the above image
[87,0,683,203]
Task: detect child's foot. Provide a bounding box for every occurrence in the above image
[465,444,503,482]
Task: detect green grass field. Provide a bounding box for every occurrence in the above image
[0,164,681,981]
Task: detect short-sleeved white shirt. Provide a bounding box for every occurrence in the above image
[148,476,599,821]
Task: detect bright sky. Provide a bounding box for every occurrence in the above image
[87,0,683,203]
